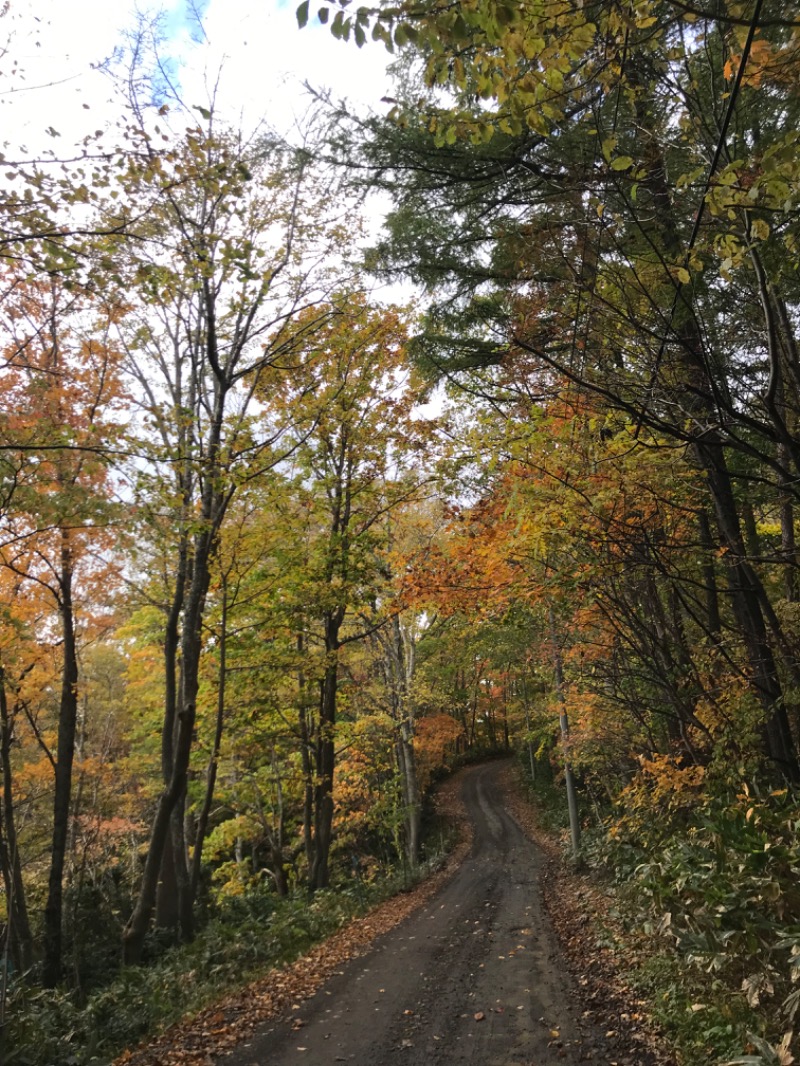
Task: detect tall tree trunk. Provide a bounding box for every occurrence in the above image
[0,667,33,974]
[43,531,79,988]
[521,675,536,785]
[190,576,228,900]
[698,509,721,637]
[395,721,421,871]
[297,630,314,871]
[741,500,761,561]
[124,325,230,961]
[256,745,290,896]
[155,542,187,935]
[631,69,799,781]
[171,794,193,943]
[699,439,799,778]
[778,445,800,737]
[781,487,798,603]
[502,686,510,750]
[155,830,179,930]
[123,526,213,962]
[384,615,421,870]
[548,605,580,858]
[309,625,339,891]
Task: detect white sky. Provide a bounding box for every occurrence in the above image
[0,0,422,312]
[2,0,395,151]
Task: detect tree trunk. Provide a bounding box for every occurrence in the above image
[155,830,179,930]
[782,494,798,602]
[297,630,314,872]
[154,543,187,935]
[383,615,421,870]
[0,668,32,974]
[123,326,229,959]
[171,794,193,942]
[309,633,338,891]
[548,605,580,858]
[190,577,228,900]
[123,700,196,963]
[699,437,799,778]
[42,532,79,988]
[698,509,721,637]
[395,722,421,871]
[123,529,212,962]
[521,676,536,785]
[630,69,799,781]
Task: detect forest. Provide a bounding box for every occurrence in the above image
[1,0,800,1063]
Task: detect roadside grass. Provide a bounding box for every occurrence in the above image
[631,951,760,1066]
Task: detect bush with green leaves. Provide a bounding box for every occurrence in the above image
[599,774,800,1064]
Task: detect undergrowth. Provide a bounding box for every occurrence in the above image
[516,754,572,835]
[592,781,800,1065]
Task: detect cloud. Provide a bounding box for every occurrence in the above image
[4,0,394,152]
[172,0,394,135]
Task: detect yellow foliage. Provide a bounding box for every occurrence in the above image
[613,753,707,842]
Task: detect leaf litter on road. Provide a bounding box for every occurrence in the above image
[499,763,674,1066]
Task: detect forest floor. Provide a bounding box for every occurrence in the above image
[117,760,674,1066]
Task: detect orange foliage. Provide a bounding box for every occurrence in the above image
[414,714,464,793]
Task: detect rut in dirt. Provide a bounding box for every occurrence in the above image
[223,761,618,1066]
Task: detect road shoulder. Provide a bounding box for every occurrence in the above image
[500,763,676,1066]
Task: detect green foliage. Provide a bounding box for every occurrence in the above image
[632,951,757,1065]
[1,802,458,1066]
[596,780,800,1063]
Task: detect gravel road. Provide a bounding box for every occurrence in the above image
[224,761,612,1066]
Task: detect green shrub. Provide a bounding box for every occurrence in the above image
[598,778,800,1063]
[2,881,377,1066]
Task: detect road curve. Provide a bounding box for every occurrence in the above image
[223,761,611,1066]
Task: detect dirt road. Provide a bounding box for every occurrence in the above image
[224,761,612,1066]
